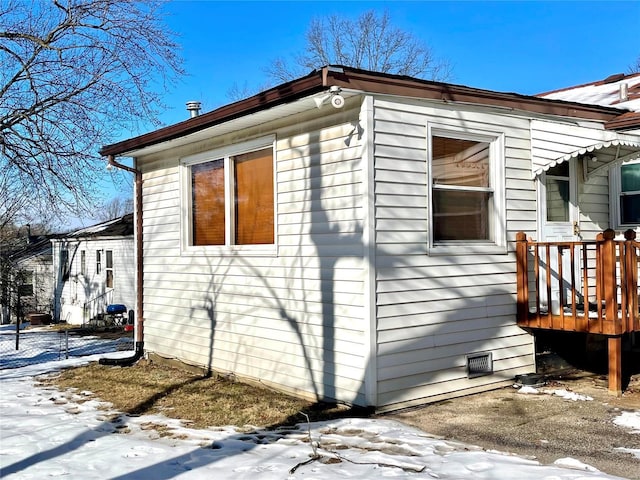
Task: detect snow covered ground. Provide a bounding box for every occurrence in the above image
[1,334,639,479]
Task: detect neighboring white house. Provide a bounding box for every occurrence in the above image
[52,214,135,326]
[99,66,640,411]
[1,235,57,324]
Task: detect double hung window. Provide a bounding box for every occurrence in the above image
[185,137,275,249]
[428,127,505,252]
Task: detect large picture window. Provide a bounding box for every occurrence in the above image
[187,139,275,248]
[428,128,504,251]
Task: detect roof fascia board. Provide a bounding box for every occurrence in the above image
[101,66,626,157]
[325,68,626,121]
[100,70,327,157]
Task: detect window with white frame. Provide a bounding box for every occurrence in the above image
[610,159,640,228]
[428,127,505,251]
[184,137,275,248]
[105,250,113,288]
[96,250,102,274]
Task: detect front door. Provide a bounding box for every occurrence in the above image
[539,161,580,313]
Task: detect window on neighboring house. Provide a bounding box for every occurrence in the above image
[18,271,34,297]
[80,250,86,276]
[620,161,640,225]
[96,250,102,274]
[61,249,70,281]
[105,250,113,288]
[428,128,505,252]
[187,138,275,248]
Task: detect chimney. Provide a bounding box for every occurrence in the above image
[186,101,202,118]
[620,83,629,102]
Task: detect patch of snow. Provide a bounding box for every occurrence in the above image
[0,341,635,479]
[614,447,640,460]
[613,411,640,434]
[547,389,593,401]
[553,457,599,472]
[517,386,540,395]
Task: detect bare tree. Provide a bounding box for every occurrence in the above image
[94,196,133,222]
[266,10,452,84]
[629,55,640,74]
[0,0,183,220]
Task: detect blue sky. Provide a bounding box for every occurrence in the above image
[86,0,638,229]
[152,0,640,128]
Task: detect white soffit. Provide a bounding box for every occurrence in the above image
[532,139,640,178]
[123,90,361,158]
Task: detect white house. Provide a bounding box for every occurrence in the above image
[1,235,57,325]
[52,214,135,326]
[100,66,640,411]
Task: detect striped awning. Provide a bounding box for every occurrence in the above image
[532,139,640,178]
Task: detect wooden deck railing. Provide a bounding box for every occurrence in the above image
[516,229,639,395]
[516,229,639,335]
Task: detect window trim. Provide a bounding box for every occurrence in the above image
[180,135,277,256]
[609,159,640,229]
[426,124,506,255]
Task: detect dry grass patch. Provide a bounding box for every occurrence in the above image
[40,359,368,429]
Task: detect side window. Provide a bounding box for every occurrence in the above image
[105,250,113,288]
[61,249,70,281]
[186,138,275,249]
[80,250,86,276]
[610,160,640,228]
[96,250,102,274]
[19,271,34,296]
[429,128,504,252]
[620,162,640,225]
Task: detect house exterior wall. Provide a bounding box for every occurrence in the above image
[52,237,135,325]
[372,96,536,410]
[134,94,632,410]
[17,253,54,318]
[137,103,370,405]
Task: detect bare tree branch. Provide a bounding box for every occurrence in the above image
[265,10,452,84]
[0,0,183,221]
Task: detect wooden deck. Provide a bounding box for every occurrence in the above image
[516,229,639,395]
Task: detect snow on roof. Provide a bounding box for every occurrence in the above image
[59,213,134,239]
[538,73,640,113]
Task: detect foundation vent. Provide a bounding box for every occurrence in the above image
[466,352,493,378]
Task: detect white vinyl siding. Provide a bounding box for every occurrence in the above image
[53,237,135,325]
[373,97,535,410]
[138,105,368,405]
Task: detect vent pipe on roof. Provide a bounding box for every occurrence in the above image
[620,83,629,102]
[186,101,202,118]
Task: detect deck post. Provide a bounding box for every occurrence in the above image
[608,336,623,396]
[601,229,618,335]
[623,230,638,333]
[516,232,528,323]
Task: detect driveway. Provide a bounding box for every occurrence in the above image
[386,366,640,479]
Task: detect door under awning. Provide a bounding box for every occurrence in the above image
[532,139,640,179]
